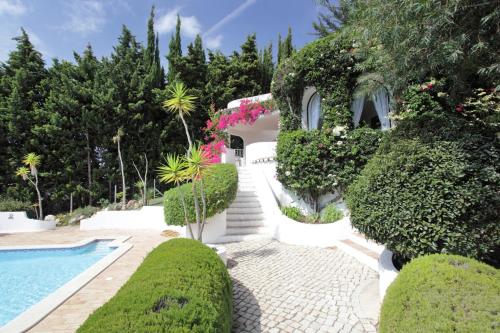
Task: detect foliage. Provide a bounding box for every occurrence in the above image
[461,88,500,127]
[276,127,382,209]
[0,9,273,216]
[163,164,237,226]
[281,206,304,222]
[0,197,32,213]
[346,114,500,265]
[313,0,352,37]
[277,27,294,65]
[348,0,500,100]
[379,254,500,333]
[57,206,100,226]
[320,204,343,223]
[272,33,358,130]
[77,238,233,333]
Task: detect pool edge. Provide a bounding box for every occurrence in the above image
[0,236,133,333]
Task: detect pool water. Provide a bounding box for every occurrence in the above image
[0,240,116,327]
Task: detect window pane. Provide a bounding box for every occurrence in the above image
[308,93,321,130]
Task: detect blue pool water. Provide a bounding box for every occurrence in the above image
[0,240,116,327]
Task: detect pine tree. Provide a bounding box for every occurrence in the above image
[167,15,182,84]
[313,0,351,37]
[277,34,283,65]
[228,34,262,98]
[206,51,235,109]
[283,27,294,59]
[144,6,163,89]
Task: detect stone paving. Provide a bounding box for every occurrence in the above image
[226,240,379,333]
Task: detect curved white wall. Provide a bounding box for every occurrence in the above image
[0,212,56,233]
[246,142,277,164]
[378,248,399,301]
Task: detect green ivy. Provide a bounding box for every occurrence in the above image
[272,33,358,130]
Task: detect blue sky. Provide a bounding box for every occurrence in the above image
[0,0,325,66]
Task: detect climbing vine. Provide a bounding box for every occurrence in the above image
[271,33,359,131]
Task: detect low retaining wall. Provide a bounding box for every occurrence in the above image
[0,212,56,233]
[274,215,353,247]
[184,212,227,244]
[80,206,177,232]
[378,248,399,301]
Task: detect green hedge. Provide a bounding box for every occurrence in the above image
[163,163,238,226]
[380,254,500,333]
[78,238,233,333]
[346,113,500,265]
[0,197,32,212]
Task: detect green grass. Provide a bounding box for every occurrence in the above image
[380,254,500,333]
[77,238,233,333]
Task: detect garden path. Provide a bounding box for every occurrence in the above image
[226,239,379,333]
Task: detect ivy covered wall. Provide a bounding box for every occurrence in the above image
[271,33,359,131]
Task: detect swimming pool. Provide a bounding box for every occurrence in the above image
[0,240,121,329]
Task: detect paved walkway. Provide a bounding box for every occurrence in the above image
[0,226,168,333]
[226,240,379,333]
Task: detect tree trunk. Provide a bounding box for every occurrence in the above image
[199,178,208,238]
[34,173,43,219]
[192,180,202,242]
[85,132,92,206]
[117,140,126,209]
[179,113,193,150]
[178,184,194,239]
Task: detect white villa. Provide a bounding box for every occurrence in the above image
[222,88,391,167]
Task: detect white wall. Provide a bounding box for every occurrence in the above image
[184,212,227,243]
[0,212,56,233]
[80,206,176,232]
[246,142,276,164]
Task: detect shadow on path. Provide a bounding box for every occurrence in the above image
[231,277,262,333]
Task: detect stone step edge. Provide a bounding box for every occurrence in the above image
[333,239,379,272]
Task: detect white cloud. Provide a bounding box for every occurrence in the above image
[156,7,201,38]
[62,0,106,35]
[0,0,27,16]
[205,34,223,49]
[203,0,256,37]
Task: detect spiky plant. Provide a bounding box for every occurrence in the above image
[16,153,43,219]
[163,82,197,149]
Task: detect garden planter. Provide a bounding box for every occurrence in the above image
[378,248,399,301]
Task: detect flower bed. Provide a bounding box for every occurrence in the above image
[77,238,233,333]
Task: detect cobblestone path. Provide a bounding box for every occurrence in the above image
[226,240,379,333]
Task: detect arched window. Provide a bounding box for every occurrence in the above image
[307,93,322,130]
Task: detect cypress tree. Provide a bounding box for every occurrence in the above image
[260,43,274,92]
[228,34,262,98]
[167,15,182,83]
[206,51,235,109]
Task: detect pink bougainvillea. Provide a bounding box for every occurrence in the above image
[201,99,271,163]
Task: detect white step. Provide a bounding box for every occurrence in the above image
[229,202,261,208]
[334,238,379,272]
[227,220,264,228]
[348,232,385,255]
[227,213,264,221]
[226,226,270,235]
[227,207,263,214]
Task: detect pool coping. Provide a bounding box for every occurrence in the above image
[0,236,133,333]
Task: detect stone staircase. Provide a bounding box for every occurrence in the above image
[217,167,271,243]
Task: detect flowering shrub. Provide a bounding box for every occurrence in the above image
[201,100,272,163]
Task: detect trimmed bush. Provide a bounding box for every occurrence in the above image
[380,254,500,333]
[320,204,343,223]
[164,163,238,226]
[346,113,500,265]
[78,238,232,333]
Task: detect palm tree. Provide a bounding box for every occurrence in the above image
[184,145,213,241]
[16,153,43,219]
[157,154,194,238]
[163,82,197,150]
[113,127,126,209]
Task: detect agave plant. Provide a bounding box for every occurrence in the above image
[163,82,197,150]
[16,153,43,219]
[157,154,194,239]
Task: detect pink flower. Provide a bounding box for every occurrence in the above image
[455,104,464,113]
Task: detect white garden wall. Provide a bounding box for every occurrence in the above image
[184,212,227,244]
[0,212,56,233]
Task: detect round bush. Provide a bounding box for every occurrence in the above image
[346,114,500,265]
[78,239,232,333]
[380,254,500,333]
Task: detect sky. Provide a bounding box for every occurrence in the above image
[0,0,326,66]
